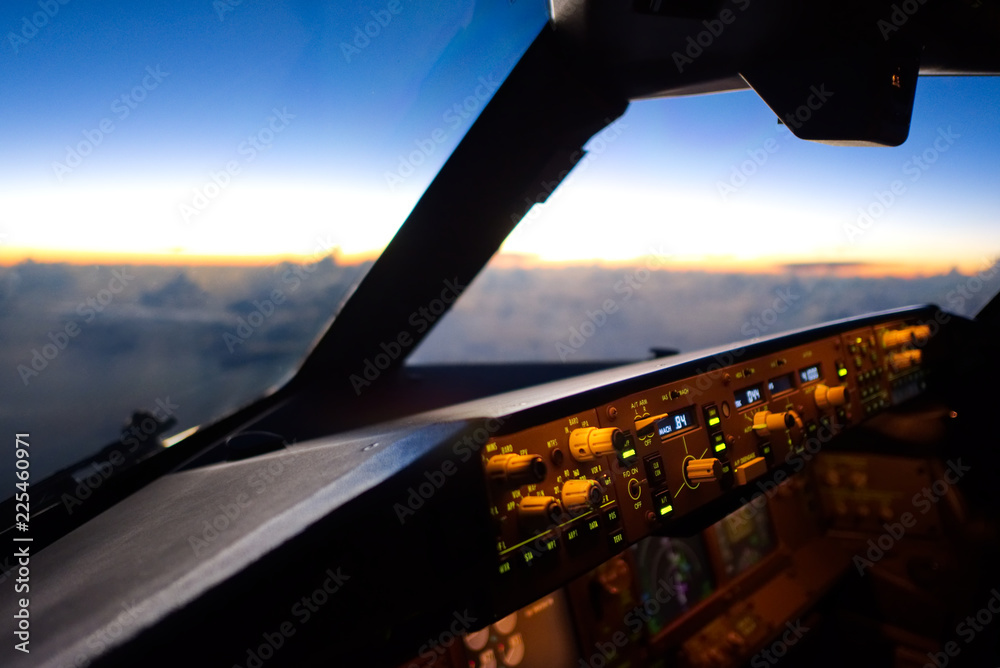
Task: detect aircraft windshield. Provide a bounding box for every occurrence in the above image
[0,1,548,492]
[412,77,1000,363]
[2,1,999,501]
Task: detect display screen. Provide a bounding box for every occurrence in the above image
[767,372,795,395]
[733,383,764,410]
[712,505,777,580]
[632,535,716,636]
[462,590,579,668]
[799,364,822,384]
[656,406,698,438]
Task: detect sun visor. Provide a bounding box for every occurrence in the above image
[741,45,921,147]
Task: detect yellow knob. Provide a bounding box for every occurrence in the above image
[685,458,722,483]
[486,453,547,485]
[882,325,931,348]
[814,384,849,409]
[752,410,801,436]
[889,349,922,371]
[561,479,602,511]
[634,413,667,435]
[569,427,624,461]
[518,496,559,519]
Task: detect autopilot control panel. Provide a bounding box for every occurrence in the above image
[476,312,935,615]
[391,309,978,668]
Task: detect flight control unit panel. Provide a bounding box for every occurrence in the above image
[477,310,936,612]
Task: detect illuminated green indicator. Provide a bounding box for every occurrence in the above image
[607,509,619,523]
[654,490,674,518]
[587,519,600,532]
[622,448,637,459]
[708,416,721,427]
[762,444,772,455]
[722,464,731,474]
[612,533,624,545]
[567,529,579,541]
[498,561,511,575]
[523,551,534,564]
[838,367,849,378]
[545,539,558,552]
[714,443,727,452]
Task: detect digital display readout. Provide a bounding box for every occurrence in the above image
[733,383,764,410]
[767,372,795,395]
[799,364,822,383]
[656,405,698,438]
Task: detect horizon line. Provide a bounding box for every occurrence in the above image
[0,248,989,279]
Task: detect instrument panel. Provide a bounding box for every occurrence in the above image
[5,304,979,668]
[479,310,936,612]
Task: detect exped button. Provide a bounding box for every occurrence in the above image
[735,457,768,485]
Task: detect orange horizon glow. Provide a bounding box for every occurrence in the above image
[0,245,379,268]
[1,246,990,279]
[3,179,995,280]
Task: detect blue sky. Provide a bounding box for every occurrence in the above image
[504,76,1000,271]
[1,0,998,272]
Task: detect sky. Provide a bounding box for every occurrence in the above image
[1,0,999,487]
[1,0,998,274]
